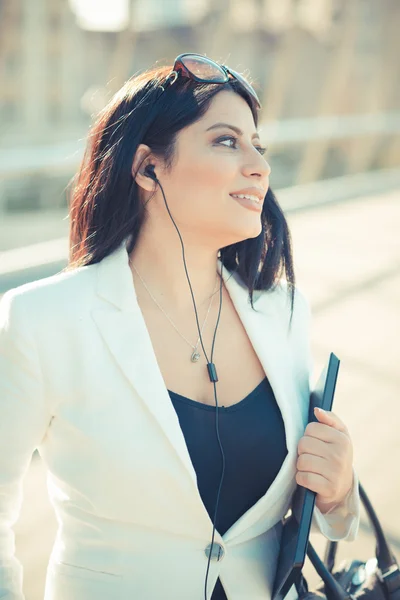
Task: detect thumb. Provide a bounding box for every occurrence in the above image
[314,407,332,421]
[314,407,350,435]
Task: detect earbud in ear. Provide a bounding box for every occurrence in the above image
[144,164,157,181]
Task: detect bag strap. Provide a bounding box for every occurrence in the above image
[306,541,354,600]
[305,392,400,599]
[322,482,397,575]
[358,483,398,575]
[307,482,400,600]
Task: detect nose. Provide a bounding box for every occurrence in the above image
[263,160,272,177]
[243,150,271,181]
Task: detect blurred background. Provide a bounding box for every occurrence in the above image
[0,0,399,598]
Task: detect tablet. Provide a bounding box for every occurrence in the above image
[271,352,340,600]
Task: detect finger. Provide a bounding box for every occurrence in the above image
[304,421,348,444]
[295,470,332,494]
[296,453,331,479]
[313,408,349,435]
[297,435,328,457]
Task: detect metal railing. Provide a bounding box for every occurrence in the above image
[1,112,399,181]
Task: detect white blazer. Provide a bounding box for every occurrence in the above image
[0,236,360,600]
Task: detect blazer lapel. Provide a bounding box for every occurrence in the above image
[91,238,304,543]
[91,238,201,491]
[218,266,303,542]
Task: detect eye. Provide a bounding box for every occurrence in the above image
[216,135,268,156]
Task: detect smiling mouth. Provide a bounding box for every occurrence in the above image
[229,194,263,211]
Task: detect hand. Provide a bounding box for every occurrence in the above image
[296,408,354,514]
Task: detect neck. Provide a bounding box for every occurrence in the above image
[128,232,223,314]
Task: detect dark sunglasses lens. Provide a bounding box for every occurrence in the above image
[228,68,261,108]
[180,55,227,82]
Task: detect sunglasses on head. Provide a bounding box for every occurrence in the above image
[159,53,262,110]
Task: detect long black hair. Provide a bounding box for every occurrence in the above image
[67,62,296,320]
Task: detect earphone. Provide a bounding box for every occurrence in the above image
[143,163,226,600]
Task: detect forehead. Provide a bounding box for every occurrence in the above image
[191,90,258,136]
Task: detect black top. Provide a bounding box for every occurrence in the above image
[168,376,288,600]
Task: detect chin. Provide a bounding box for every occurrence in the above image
[241,216,263,239]
[226,221,263,246]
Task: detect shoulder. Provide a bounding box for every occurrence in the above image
[253,278,311,324]
[225,264,311,329]
[0,263,98,328]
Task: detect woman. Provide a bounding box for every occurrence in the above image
[0,54,360,600]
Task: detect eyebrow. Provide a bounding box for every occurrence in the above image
[206,122,260,141]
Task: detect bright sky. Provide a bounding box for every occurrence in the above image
[69,0,130,31]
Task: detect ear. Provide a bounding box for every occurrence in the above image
[132,144,156,191]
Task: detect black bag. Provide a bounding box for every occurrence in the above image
[295,482,400,600]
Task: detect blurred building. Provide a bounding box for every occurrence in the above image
[0,0,398,212]
[1,0,94,210]
[0,0,215,211]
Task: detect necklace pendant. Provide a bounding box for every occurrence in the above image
[191,351,201,363]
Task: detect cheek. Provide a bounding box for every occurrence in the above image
[164,153,239,227]
[182,151,236,192]
[202,161,232,188]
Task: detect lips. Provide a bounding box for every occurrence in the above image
[230,193,262,204]
[229,187,266,202]
[229,194,263,212]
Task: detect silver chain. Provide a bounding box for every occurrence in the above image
[130,259,219,363]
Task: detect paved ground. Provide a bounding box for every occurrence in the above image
[2,188,400,598]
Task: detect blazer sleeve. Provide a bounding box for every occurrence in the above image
[310,463,360,541]
[293,287,361,543]
[0,290,51,599]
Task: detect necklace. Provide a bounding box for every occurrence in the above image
[130,260,219,363]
